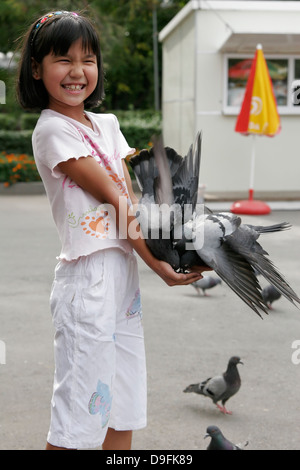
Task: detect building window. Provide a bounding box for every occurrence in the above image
[223,54,300,114]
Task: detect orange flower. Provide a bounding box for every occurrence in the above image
[12,163,22,172]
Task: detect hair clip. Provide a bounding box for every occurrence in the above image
[30,11,79,48]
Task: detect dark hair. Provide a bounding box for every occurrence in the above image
[17,11,104,110]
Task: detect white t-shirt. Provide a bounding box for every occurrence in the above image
[32,109,135,261]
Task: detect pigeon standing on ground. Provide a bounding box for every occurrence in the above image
[262,284,282,309]
[192,276,222,296]
[205,425,248,450]
[130,133,300,317]
[183,356,243,414]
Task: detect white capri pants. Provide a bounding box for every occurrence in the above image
[47,248,147,449]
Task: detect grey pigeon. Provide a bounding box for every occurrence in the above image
[129,137,187,270]
[130,133,300,317]
[205,425,248,450]
[262,284,282,309]
[130,133,207,271]
[192,276,222,296]
[183,356,243,414]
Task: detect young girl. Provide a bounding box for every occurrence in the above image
[17,10,205,450]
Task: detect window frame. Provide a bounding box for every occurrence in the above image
[223,53,300,115]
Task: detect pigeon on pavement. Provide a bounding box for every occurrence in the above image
[130,133,300,317]
[262,284,282,309]
[205,425,248,450]
[183,356,243,414]
[192,276,222,296]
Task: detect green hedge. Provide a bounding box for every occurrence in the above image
[0,113,40,130]
[0,130,33,155]
[0,110,161,154]
[119,123,159,151]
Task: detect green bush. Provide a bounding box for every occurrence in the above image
[0,113,40,130]
[20,113,40,130]
[120,123,160,151]
[0,130,33,155]
[0,110,161,184]
[0,114,18,130]
[0,110,161,153]
[117,109,162,150]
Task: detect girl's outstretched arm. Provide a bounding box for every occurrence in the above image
[58,156,205,286]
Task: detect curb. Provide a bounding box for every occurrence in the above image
[0,182,46,195]
[0,181,141,196]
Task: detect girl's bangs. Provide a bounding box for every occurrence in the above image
[35,16,100,59]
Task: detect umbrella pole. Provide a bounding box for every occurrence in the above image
[249,135,256,201]
[231,133,271,215]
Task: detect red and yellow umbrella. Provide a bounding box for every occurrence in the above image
[231,44,281,215]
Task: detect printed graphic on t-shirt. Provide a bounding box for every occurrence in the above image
[63,133,129,240]
[80,132,129,199]
[81,210,110,238]
[67,206,110,239]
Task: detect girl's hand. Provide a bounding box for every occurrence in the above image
[152,260,207,287]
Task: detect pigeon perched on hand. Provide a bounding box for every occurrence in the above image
[205,425,248,450]
[262,284,282,309]
[183,356,243,414]
[192,276,222,296]
[130,133,300,317]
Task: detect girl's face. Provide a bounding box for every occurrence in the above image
[33,38,98,117]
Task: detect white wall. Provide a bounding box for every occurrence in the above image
[196,114,300,193]
[161,11,195,152]
[161,5,300,194]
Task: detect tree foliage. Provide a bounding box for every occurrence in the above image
[1,0,190,110]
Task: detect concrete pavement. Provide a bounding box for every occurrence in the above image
[0,194,299,450]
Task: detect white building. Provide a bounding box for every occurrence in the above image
[159,0,300,198]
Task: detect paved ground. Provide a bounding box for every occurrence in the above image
[0,194,299,450]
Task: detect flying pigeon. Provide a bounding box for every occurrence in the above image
[262,284,282,309]
[129,133,300,317]
[183,356,243,414]
[205,425,248,450]
[192,276,222,296]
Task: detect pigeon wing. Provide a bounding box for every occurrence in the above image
[201,375,227,402]
[202,242,268,317]
[152,135,174,207]
[129,148,158,196]
[193,214,268,316]
[172,131,202,217]
[227,224,300,308]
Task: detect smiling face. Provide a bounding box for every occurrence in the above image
[32,38,98,118]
